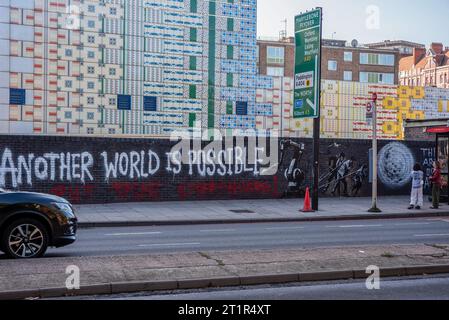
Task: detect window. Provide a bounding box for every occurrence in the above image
[328,60,337,71]
[236,101,248,116]
[87,82,95,89]
[110,8,117,15]
[117,94,132,110]
[267,46,285,64]
[190,28,197,42]
[360,53,395,66]
[88,21,95,28]
[360,72,394,84]
[87,97,95,104]
[88,36,95,43]
[227,46,234,59]
[109,98,116,105]
[109,38,116,46]
[87,112,95,120]
[227,73,233,87]
[65,111,72,119]
[189,85,197,99]
[227,18,234,32]
[10,88,26,105]
[87,66,95,74]
[87,128,94,135]
[88,51,95,59]
[267,67,284,77]
[343,71,352,81]
[65,49,73,57]
[87,5,95,13]
[344,52,353,62]
[65,80,72,88]
[108,128,116,134]
[190,0,198,13]
[144,96,157,111]
[109,68,116,76]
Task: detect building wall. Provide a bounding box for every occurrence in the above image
[0,135,434,203]
[321,46,399,84]
[257,39,295,78]
[0,0,259,137]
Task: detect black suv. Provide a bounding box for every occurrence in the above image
[0,189,77,259]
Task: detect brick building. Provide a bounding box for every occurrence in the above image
[399,43,449,89]
[257,37,295,78]
[321,40,399,85]
[257,38,400,85]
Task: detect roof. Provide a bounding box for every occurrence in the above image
[366,40,426,48]
[400,47,449,71]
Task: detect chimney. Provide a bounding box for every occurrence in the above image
[431,42,443,54]
[413,47,426,64]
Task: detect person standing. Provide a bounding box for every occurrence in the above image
[429,161,442,209]
[408,164,424,210]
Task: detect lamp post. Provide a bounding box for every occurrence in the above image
[369,92,382,213]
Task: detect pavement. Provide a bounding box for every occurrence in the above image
[74,196,449,227]
[1,243,449,299]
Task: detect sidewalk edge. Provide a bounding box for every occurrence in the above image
[77,211,449,228]
[1,264,449,300]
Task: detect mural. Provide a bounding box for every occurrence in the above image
[0,136,434,204]
[378,142,415,189]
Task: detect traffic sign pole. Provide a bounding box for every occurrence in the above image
[369,93,382,213]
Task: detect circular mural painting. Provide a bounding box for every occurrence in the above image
[378,142,415,189]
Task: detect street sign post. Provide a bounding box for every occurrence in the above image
[366,102,373,126]
[294,8,323,211]
[294,8,322,119]
[369,92,382,213]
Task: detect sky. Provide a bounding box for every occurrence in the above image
[257,0,449,46]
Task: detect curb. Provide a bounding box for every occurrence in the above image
[77,211,449,229]
[1,264,449,300]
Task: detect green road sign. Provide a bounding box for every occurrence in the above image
[294,8,322,119]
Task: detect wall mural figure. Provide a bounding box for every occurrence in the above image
[279,140,306,196]
[378,142,415,189]
[319,143,369,197]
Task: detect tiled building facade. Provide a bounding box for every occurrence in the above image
[0,0,267,137]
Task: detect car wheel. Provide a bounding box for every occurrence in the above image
[1,218,49,259]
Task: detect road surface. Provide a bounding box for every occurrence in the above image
[32,217,449,257]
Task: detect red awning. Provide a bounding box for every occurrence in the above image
[426,127,449,134]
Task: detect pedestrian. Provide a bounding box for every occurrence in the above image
[408,163,424,210]
[429,161,442,209]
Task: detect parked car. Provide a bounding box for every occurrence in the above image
[0,189,77,259]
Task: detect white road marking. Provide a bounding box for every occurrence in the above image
[105,232,162,236]
[265,227,305,231]
[138,242,201,247]
[414,234,449,238]
[199,229,236,233]
[326,225,383,228]
[394,222,432,226]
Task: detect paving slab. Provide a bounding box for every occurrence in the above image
[73,196,449,227]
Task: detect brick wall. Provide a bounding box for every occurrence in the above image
[0,135,434,204]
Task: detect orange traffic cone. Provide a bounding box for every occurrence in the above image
[301,187,315,213]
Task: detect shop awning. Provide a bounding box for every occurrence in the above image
[426,127,449,134]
